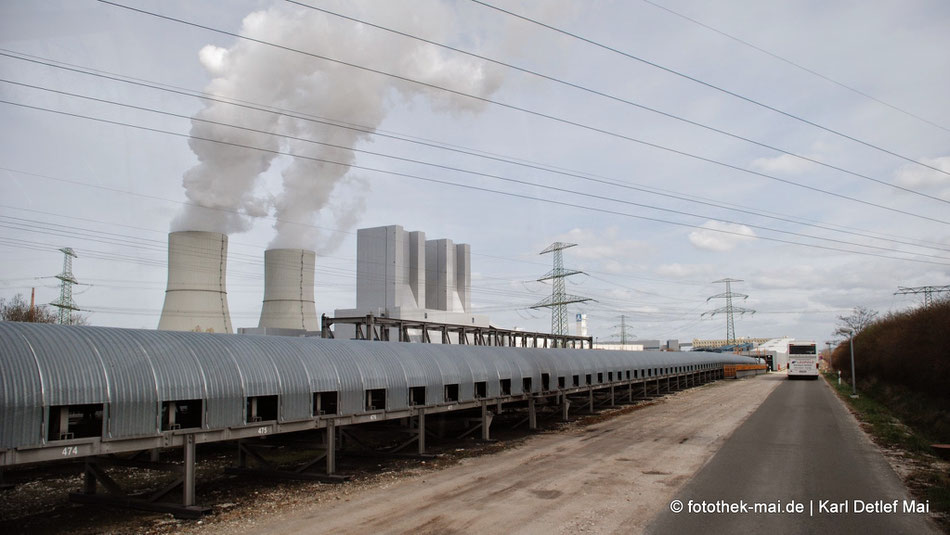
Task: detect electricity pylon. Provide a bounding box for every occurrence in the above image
[614,314,635,345]
[702,278,754,345]
[895,285,950,307]
[50,247,80,324]
[531,242,592,338]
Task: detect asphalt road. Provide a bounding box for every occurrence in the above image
[647,375,940,534]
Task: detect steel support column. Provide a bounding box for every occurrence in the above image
[183,434,196,507]
[417,411,426,455]
[83,459,96,494]
[528,397,537,430]
[481,403,492,440]
[326,420,336,475]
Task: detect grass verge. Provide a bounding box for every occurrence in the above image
[823,371,950,532]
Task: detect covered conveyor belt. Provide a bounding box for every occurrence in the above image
[0,322,757,516]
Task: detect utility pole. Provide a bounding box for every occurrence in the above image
[531,242,592,339]
[894,285,950,307]
[50,247,79,325]
[702,278,754,345]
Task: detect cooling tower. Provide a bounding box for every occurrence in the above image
[158,231,233,333]
[258,248,318,331]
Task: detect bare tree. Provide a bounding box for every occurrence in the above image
[0,294,57,323]
[1,293,89,325]
[834,306,879,338]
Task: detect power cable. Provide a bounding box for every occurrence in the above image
[10,79,950,259]
[468,0,950,179]
[4,51,948,251]
[4,97,948,267]
[92,2,950,212]
[285,0,950,204]
[637,0,950,134]
[0,180,714,290]
[8,77,950,261]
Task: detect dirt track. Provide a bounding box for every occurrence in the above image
[191,375,782,535]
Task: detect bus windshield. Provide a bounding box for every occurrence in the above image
[789,344,816,355]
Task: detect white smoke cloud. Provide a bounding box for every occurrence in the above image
[172,2,504,251]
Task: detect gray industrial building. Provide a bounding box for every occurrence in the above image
[335,225,488,340]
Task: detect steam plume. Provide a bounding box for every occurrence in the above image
[172,2,503,252]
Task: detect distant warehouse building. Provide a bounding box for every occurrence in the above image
[691,337,771,350]
[596,339,663,351]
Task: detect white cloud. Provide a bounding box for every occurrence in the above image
[553,227,651,265]
[688,221,756,252]
[894,156,950,200]
[750,153,814,174]
[655,263,714,279]
[750,265,822,289]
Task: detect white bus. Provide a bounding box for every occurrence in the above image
[787,341,819,379]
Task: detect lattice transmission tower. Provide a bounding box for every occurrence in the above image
[702,278,754,345]
[894,285,950,307]
[50,247,80,324]
[531,242,592,337]
[614,314,635,345]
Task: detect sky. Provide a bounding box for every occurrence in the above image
[1,0,948,346]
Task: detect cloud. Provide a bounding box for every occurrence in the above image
[173,2,505,251]
[655,263,714,279]
[750,153,814,174]
[553,227,651,265]
[750,265,822,289]
[688,221,756,252]
[894,156,950,200]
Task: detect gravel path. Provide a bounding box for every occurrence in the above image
[189,375,783,535]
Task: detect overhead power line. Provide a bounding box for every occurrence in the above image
[0,179,715,291]
[468,0,950,180]
[8,79,950,261]
[285,0,949,205]
[5,58,950,251]
[4,97,950,267]
[93,2,950,207]
[638,0,950,134]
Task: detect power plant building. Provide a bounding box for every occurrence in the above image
[334,225,488,340]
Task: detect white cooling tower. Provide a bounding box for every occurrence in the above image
[258,248,318,331]
[158,231,233,333]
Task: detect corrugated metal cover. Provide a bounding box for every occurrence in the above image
[0,325,44,448]
[0,323,759,450]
